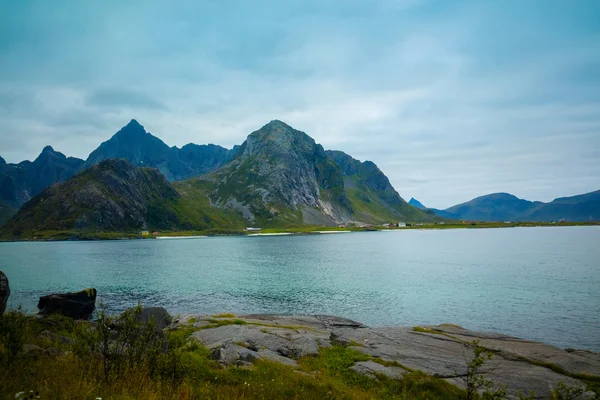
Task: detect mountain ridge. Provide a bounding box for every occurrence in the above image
[429,191,600,222]
[1,120,436,236]
[81,119,235,181]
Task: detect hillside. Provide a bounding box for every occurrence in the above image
[431,191,600,222]
[0,159,183,237]
[326,151,436,223]
[81,119,234,181]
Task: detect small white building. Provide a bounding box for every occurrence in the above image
[398,222,406,227]
[245,227,262,231]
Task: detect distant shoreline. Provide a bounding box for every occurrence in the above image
[0,221,598,243]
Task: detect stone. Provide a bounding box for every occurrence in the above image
[350,360,407,380]
[333,326,592,399]
[0,270,9,315]
[37,288,97,319]
[181,313,600,399]
[138,307,171,331]
[210,344,260,366]
[44,347,65,357]
[22,343,45,356]
[257,349,299,366]
[39,330,76,346]
[191,324,328,359]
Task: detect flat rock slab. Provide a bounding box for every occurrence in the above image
[191,323,330,360]
[177,314,599,399]
[350,360,408,380]
[335,326,593,399]
[430,324,600,376]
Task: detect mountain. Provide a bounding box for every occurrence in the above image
[82,119,234,181]
[0,146,84,225]
[185,120,435,226]
[431,191,600,222]
[1,120,436,236]
[326,150,435,223]
[0,159,182,237]
[408,198,427,210]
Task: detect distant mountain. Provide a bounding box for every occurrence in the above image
[187,120,435,226]
[0,146,84,225]
[408,198,427,210]
[82,119,234,181]
[431,191,600,222]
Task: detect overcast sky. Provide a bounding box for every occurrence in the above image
[1,0,599,208]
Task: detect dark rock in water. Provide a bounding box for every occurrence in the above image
[37,288,97,319]
[138,306,171,331]
[0,270,9,315]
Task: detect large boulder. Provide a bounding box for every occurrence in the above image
[37,288,97,319]
[138,307,171,331]
[0,271,9,315]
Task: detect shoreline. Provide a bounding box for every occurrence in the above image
[1,221,598,243]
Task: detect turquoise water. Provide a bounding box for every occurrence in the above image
[1,226,599,351]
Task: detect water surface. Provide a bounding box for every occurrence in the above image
[1,226,599,351]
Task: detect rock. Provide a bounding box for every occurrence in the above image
[22,343,45,356]
[429,324,600,377]
[39,330,75,346]
[350,360,407,380]
[333,326,592,399]
[257,349,299,366]
[138,307,170,331]
[37,288,97,319]
[210,344,260,366]
[0,270,9,315]
[191,324,328,359]
[44,347,65,357]
[180,313,600,399]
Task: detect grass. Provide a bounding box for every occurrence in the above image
[212,313,236,318]
[1,309,467,400]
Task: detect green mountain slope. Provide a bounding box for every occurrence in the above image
[0,159,248,239]
[326,150,437,223]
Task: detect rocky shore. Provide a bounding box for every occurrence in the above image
[169,313,599,399]
[1,281,599,399]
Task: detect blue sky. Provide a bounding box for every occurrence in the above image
[1,0,599,208]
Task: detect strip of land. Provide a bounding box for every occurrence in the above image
[1,221,598,242]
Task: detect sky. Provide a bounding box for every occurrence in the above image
[0,0,599,209]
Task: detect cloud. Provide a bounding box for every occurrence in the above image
[86,88,167,111]
[0,0,599,207]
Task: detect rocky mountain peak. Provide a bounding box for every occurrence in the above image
[41,145,56,154]
[242,120,319,158]
[34,146,68,164]
[113,119,147,140]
